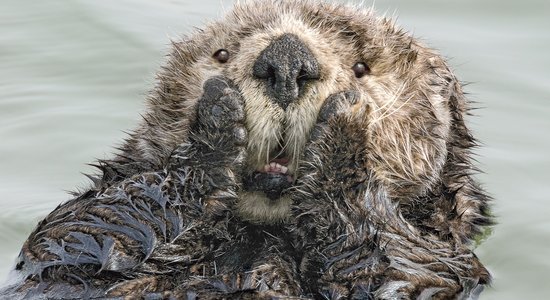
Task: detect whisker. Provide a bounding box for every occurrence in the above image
[370,82,405,116]
[370,88,395,115]
[380,83,406,117]
[266,138,271,164]
[377,94,414,124]
[276,130,287,158]
[371,83,408,125]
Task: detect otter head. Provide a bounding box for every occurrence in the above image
[135,1,486,237]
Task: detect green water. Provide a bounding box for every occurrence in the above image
[1,1,548,298]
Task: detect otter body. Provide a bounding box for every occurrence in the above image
[1,1,491,299]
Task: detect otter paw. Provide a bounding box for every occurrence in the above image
[298,89,369,186]
[317,91,359,123]
[309,91,360,142]
[196,76,247,146]
[170,76,247,176]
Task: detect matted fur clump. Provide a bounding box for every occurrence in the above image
[1,1,492,299]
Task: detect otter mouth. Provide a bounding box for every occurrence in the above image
[243,147,294,201]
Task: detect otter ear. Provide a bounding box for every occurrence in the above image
[439,79,493,245]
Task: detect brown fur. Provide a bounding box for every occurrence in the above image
[107,1,490,241]
[1,1,492,299]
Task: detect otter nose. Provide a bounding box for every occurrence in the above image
[253,33,320,110]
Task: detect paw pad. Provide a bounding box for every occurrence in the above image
[197,76,245,129]
[317,91,359,123]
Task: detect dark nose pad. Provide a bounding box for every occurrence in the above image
[253,34,320,110]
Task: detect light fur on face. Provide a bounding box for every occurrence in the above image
[122,0,486,232]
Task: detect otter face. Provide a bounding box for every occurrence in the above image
[151,1,465,224]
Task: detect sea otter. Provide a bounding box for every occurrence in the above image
[0,0,492,299]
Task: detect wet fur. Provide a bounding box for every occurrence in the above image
[1,0,491,299]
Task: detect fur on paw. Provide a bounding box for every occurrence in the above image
[169,76,247,176]
[296,89,370,196]
[196,76,247,146]
[317,91,360,123]
[309,90,364,144]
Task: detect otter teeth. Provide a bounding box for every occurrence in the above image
[263,162,288,174]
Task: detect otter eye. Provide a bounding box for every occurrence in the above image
[352,62,370,78]
[213,49,230,63]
